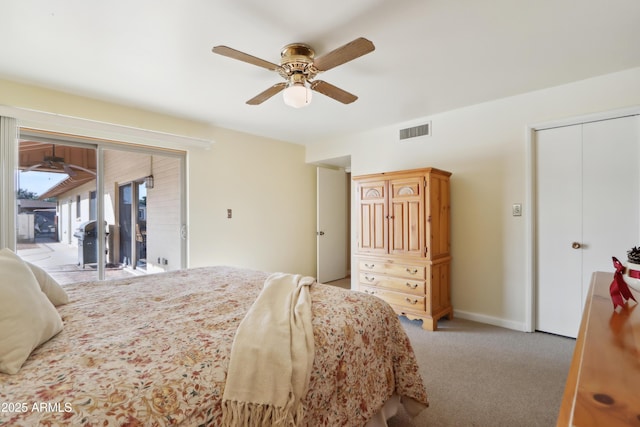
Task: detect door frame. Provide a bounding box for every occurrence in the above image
[316,166,349,283]
[525,106,640,332]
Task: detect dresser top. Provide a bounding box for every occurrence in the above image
[557,271,640,426]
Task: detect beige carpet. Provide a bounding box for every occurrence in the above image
[388,317,575,427]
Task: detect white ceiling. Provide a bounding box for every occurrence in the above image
[1,0,639,145]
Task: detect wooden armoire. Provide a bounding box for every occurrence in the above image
[353,167,452,331]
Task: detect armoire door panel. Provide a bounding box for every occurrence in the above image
[358,180,388,254]
[390,180,421,198]
[407,200,421,253]
[359,203,387,253]
[390,176,424,256]
[389,201,405,253]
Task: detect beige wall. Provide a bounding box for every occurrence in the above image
[188,127,316,274]
[1,79,317,277]
[306,66,640,330]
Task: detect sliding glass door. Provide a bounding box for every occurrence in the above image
[15,131,186,284]
[104,147,184,275]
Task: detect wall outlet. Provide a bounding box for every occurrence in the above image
[512,203,522,216]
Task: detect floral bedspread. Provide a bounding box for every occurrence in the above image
[0,266,427,426]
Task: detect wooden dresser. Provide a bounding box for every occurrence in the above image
[557,271,640,426]
[353,167,452,331]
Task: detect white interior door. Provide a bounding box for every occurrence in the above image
[581,118,639,277]
[536,115,640,337]
[536,125,583,337]
[317,167,347,283]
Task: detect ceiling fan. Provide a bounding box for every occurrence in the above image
[24,145,96,177]
[212,37,375,108]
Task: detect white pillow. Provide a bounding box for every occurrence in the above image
[0,248,63,374]
[26,261,69,306]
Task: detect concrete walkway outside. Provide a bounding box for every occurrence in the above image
[17,238,136,285]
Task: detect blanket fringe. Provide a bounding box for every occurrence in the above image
[221,397,305,427]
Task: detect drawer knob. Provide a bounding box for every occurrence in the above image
[405,297,418,305]
[405,282,418,289]
[406,268,418,275]
[365,275,375,282]
[364,263,375,269]
[364,289,376,295]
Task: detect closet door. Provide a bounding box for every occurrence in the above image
[536,116,639,337]
[536,125,583,337]
[581,118,639,281]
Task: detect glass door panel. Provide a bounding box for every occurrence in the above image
[104,148,184,277]
[16,140,99,284]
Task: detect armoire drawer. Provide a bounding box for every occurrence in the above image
[359,260,426,280]
[360,285,427,313]
[359,272,425,296]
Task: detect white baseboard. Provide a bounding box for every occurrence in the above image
[453,310,530,332]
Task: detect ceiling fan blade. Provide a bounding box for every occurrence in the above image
[24,163,43,172]
[62,163,77,177]
[212,45,282,72]
[64,164,96,176]
[313,37,375,72]
[246,82,287,105]
[310,80,358,104]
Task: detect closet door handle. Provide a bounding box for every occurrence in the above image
[572,242,582,249]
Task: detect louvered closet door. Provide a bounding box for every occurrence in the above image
[536,115,640,338]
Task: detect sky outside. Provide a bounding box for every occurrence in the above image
[18,171,68,197]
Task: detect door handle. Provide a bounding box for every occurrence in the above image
[317,231,325,236]
[571,242,581,249]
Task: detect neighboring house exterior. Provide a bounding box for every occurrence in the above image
[16,199,57,243]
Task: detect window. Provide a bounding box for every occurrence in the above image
[89,191,97,220]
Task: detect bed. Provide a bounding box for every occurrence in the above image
[0,260,428,426]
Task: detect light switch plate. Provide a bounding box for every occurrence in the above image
[512,203,522,216]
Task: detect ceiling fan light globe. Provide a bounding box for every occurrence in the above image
[283,84,312,108]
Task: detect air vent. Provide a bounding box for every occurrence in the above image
[399,123,431,140]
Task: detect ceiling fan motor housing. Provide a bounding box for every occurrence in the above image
[279,43,318,80]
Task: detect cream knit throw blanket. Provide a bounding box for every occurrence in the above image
[221,273,315,427]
